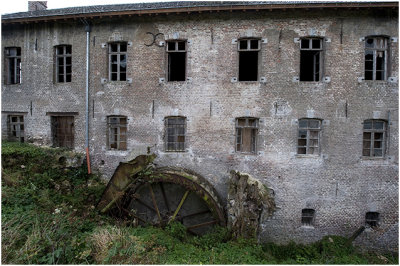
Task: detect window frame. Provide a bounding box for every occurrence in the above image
[7,115,25,142]
[237,38,261,82]
[301,208,315,226]
[365,212,379,228]
[362,119,386,158]
[107,116,127,150]
[297,118,322,155]
[235,117,259,154]
[166,40,187,82]
[299,37,323,82]
[108,42,127,81]
[55,45,72,83]
[364,36,389,81]
[165,116,186,152]
[5,47,21,85]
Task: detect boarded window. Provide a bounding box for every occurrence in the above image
[300,38,323,81]
[365,37,388,81]
[5,47,21,84]
[238,38,260,81]
[167,41,186,81]
[109,42,127,81]
[165,116,186,151]
[7,115,24,142]
[363,120,386,157]
[107,116,127,150]
[51,116,74,148]
[55,45,72,83]
[365,212,379,227]
[301,209,315,226]
[236,117,258,153]
[298,119,321,155]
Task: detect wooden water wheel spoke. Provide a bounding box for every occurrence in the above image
[180,210,211,220]
[159,182,170,212]
[136,198,158,213]
[169,190,190,223]
[187,220,218,230]
[148,184,162,222]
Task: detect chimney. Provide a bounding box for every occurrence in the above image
[28,1,47,11]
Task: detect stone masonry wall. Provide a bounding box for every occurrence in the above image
[2,7,398,251]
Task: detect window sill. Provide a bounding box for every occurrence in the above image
[235,152,258,155]
[295,154,320,158]
[360,156,386,160]
[301,225,315,229]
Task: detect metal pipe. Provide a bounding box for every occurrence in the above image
[84,21,92,174]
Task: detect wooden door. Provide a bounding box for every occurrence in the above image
[51,116,74,148]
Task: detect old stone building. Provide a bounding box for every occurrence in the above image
[2,1,398,250]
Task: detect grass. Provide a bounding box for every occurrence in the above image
[2,141,398,264]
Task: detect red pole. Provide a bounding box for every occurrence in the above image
[86,147,91,174]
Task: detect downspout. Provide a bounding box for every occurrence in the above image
[84,20,92,174]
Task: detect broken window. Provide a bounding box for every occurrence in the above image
[238,38,260,81]
[109,42,127,81]
[51,116,74,148]
[55,45,72,83]
[365,37,388,81]
[236,117,259,153]
[297,119,321,155]
[7,115,24,142]
[167,41,186,81]
[165,116,186,151]
[301,209,315,226]
[300,38,323,81]
[365,212,379,227]
[362,119,386,157]
[107,116,127,150]
[5,47,21,84]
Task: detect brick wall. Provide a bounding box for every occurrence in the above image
[2,7,398,251]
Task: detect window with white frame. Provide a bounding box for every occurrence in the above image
[238,38,260,81]
[365,37,388,81]
[5,47,21,84]
[107,116,127,150]
[55,45,72,83]
[109,42,127,81]
[300,38,323,81]
[297,119,321,155]
[167,40,186,82]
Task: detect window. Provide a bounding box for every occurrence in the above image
[55,45,72,83]
[365,212,379,227]
[165,116,186,151]
[236,117,258,153]
[365,37,388,81]
[51,116,74,148]
[167,41,186,81]
[238,38,260,81]
[300,38,323,81]
[109,42,127,81]
[363,120,386,157]
[7,115,24,142]
[107,116,127,150]
[301,209,315,226]
[5,47,21,84]
[297,119,321,155]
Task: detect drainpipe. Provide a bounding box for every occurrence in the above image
[84,20,92,174]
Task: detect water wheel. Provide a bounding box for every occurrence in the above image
[112,167,226,235]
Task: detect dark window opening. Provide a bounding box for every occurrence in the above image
[165,116,186,151]
[365,37,388,81]
[365,212,379,227]
[302,209,315,226]
[109,42,127,81]
[238,39,260,81]
[236,117,258,153]
[7,115,24,142]
[297,119,321,155]
[107,116,127,150]
[51,116,74,148]
[300,38,322,81]
[362,120,386,157]
[167,41,186,82]
[5,47,21,84]
[55,45,72,83]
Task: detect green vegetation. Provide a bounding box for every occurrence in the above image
[2,141,398,264]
